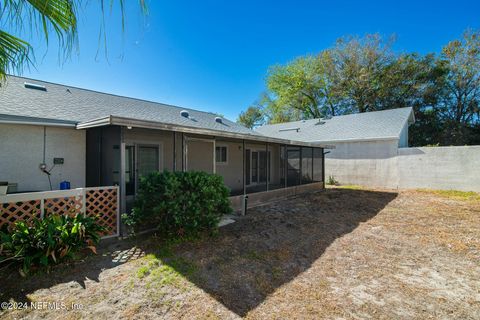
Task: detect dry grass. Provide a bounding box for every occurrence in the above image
[1,187,479,319]
[417,188,480,201]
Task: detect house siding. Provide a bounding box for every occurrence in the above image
[398,122,409,148]
[0,123,85,192]
[215,140,244,193]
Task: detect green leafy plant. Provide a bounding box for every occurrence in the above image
[0,213,105,275]
[327,175,339,185]
[123,171,232,238]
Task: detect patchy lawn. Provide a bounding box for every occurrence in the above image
[1,187,479,319]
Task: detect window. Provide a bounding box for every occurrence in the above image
[215,146,227,163]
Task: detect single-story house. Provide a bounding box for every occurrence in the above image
[256,108,415,186]
[0,76,327,213]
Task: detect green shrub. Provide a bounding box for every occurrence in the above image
[0,214,105,275]
[123,171,232,238]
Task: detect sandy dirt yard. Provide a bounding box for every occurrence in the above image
[1,187,479,319]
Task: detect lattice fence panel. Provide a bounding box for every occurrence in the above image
[44,196,83,217]
[86,188,118,236]
[0,200,41,230]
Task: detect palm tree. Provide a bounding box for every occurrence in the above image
[0,0,146,81]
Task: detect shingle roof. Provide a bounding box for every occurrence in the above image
[255,107,415,143]
[0,75,254,135]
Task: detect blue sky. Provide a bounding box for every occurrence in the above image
[19,0,480,121]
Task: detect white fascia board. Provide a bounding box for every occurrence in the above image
[308,136,400,144]
[77,115,333,148]
[0,119,76,128]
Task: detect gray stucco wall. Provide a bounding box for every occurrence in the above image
[325,140,399,188]
[215,140,244,193]
[186,139,215,173]
[0,123,86,192]
[326,143,480,192]
[397,146,480,192]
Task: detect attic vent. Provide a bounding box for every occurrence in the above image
[279,127,300,133]
[24,82,46,91]
[180,110,189,118]
[215,116,223,124]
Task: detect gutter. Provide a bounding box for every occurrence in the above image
[77,115,335,149]
[0,118,77,128]
[310,136,400,144]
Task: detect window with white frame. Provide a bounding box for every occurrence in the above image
[215,146,228,164]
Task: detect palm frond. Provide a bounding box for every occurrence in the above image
[0,0,147,79]
[1,0,78,52]
[25,0,78,51]
[0,29,32,81]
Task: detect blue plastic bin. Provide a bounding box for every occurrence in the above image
[60,181,71,190]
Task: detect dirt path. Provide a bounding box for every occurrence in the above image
[1,188,479,319]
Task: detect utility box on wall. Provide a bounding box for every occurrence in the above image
[53,158,65,165]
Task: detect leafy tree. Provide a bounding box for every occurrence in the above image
[0,0,147,80]
[258,34,441,122]
[331,34,397,113]
[265,51,339,120]
[437,30,480,140]
[237,105,265,129]
[245,31,480,146]
[258,91,302,124]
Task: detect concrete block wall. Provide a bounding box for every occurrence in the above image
[326,144,480,192]
[325,140,400,189]
[397,146,480,192]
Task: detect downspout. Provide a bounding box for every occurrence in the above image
[311,147,314,183]
[120,126,126,235]
[213,137,216,174]
[266,142,269,191]
[322,148,327,189]
[41,126,52,190]
[173,131,176,171]
[299,145,302,186]
[42,126,46,164]
[181,133,185,172]
[242,139,248,216]
[284,144,288,188]
[242,140,246,195]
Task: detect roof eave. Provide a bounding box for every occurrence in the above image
[76,115,333,148]
[0,114,77,128]
[309,136,400,144]
[76,116,112,129]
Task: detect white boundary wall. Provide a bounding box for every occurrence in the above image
[326,145,480,192]
[396,146,480,192]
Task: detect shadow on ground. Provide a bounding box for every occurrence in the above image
[0,234,151,302]
[0,188,397,317]
[164,188,398,316]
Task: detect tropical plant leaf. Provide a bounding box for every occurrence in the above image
[0,0,147,80]
[0,30,32,81]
